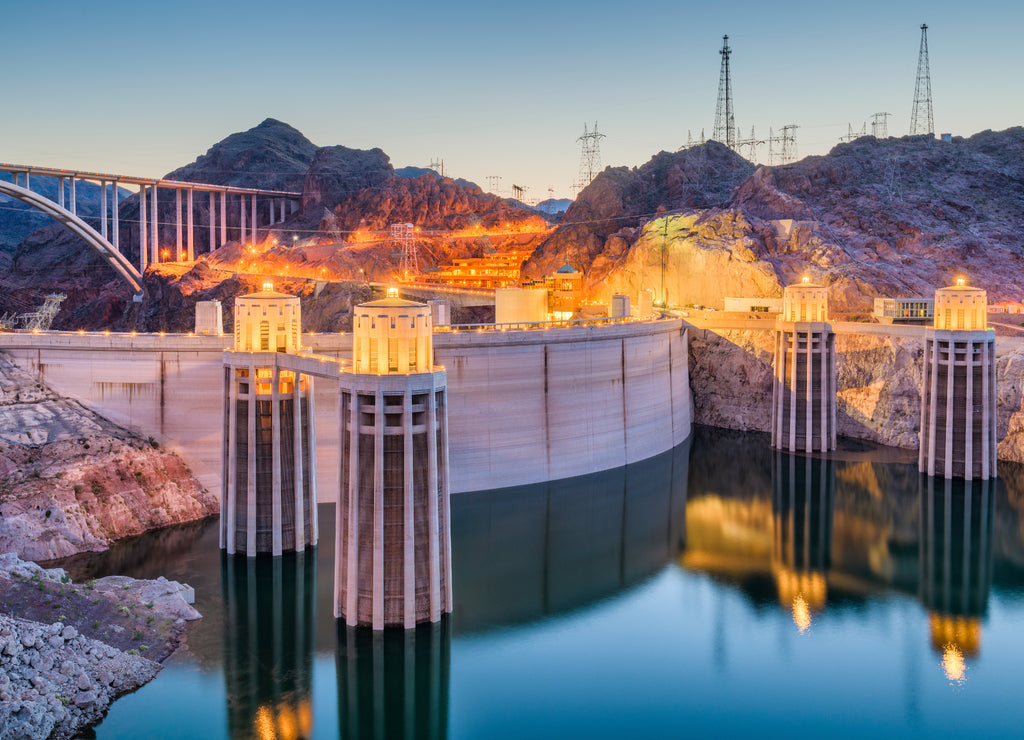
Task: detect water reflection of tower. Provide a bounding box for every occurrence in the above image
[918,476,995,682]
[772,453,835,632]
[336,621,450,740]
[221,551,317,740]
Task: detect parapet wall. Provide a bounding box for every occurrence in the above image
[0,319,692,498]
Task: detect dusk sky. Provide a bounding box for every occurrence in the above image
[3,0,1022,200]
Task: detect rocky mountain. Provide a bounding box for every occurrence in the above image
[557,128,1024,312]
[522,142,756,280]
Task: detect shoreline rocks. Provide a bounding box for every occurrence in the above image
[0,553,200,740]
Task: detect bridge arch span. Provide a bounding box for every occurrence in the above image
[0,180,143,297]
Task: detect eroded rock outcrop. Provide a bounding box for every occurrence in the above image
[0,355,217,561]
[0,553,200,740]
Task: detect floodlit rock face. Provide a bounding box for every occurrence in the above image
[302,145,394,211]
[0,354,217,561]
[523,142,755,280]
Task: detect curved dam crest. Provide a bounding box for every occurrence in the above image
[0,319,693,500]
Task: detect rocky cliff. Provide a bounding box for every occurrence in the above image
[525,128,1024,313]
[686,324,1024,465]
[0,354,217,561]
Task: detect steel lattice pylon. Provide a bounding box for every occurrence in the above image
[713,35,736,150]
[910,24,934,136]
[575,122,606,194]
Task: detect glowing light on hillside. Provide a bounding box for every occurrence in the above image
[801,276,810,284]
[956,277,966,286]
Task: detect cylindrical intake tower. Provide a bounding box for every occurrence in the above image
[919,280,996,480]
[771,279,836,453]
[335,296,452,629]
[221,283,317,556]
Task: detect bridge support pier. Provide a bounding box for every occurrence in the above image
[100,181,107,241]
[139,185,148,273]
[150,185,159,264]
[112,180,120,253]
[187,188,194,261]
[175,188,183,261]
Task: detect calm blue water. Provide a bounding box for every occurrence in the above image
[54,427,1024,739]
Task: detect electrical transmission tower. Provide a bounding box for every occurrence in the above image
[736,126,765,163]
[767,125,799,165]
[429,158,445,177]
[871,112,892,138]
[713,35,736,150]
[683,129,707,150]
[839,122,867,143]
[575,121,606,193]
[486,175,501,194]
[391,223,417,278]
[910,24,934,136]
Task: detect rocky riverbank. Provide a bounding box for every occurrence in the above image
[0,353,218,561]
[0,553,200,740]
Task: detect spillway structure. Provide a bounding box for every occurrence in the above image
[771,278,836,453]
[919,279,996,480]
[221,282,317,556]
[334,295,452,629]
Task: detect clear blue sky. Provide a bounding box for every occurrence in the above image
[2,0,1021,200]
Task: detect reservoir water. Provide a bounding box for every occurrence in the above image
[54,426,1024,739]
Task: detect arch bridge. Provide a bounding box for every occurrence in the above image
[0,163,302,298]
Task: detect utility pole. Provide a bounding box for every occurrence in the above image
[910,24,934,136]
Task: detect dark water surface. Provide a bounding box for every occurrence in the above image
[54,427,1024,739]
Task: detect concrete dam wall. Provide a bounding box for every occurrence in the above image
[0,319,692,500]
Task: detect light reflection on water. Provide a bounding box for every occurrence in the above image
[52,427,1024,739]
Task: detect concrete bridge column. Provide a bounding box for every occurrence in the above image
[139,185,148,273]
[290,199,297,215]
[209,191,216,253]
[70,177,76,216]
[150,185,159,264]
[100,181,108,240]
[220,191,227,247]
[251,194,257,246]
[57,177,64,209]
[279,199,286,223]
[187,188,194,261]
[240,194,246,245]
[112,180,120,253]
[269,199,276,226]
[175,188,183,261]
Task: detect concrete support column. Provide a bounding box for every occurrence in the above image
[292,375,305,551]
[175,188,183,261]
[372,388,385,630]
[57,177,64,208]
[209,191,216,253]
[246,361,257,556]
[804,330,813,454]
[269,199,276,226]
[220,191,227,247]
[944,341,955,478]
[111,180,120,253]
[251,194,258,246]
[271,364,283,556]
[965,340,975,481]
[150,185,159,264]
[788,331,797,451]
[403,390,416,628]
[343,390,360,623]
[139,185,148,273]
[187,188,194,261]
[426,385,441,621]
[23,172,29,190]
[280,199,286,222]
[70,177,76,216]
[439,386,452,614]
[308,376,318,545]
[240,194,246,245]
[100,181,108,240]
[224,365,236,552]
